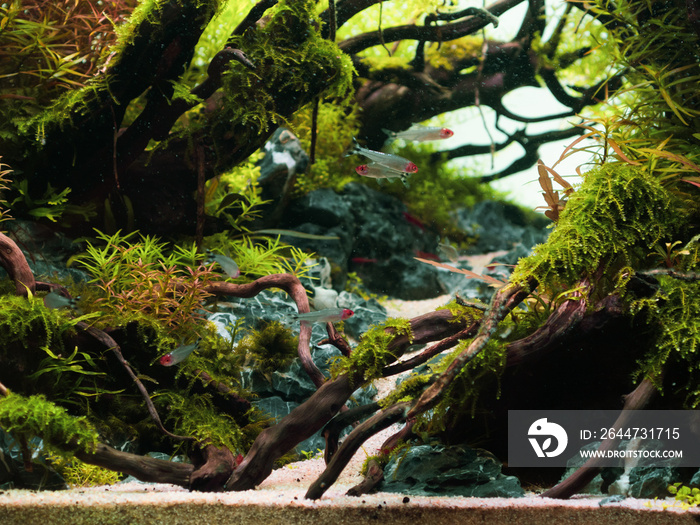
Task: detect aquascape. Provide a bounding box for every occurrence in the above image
[0,0,698,506]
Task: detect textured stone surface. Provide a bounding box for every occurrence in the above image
[381,444,524,498]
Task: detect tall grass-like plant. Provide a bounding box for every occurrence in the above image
[0,157,12,225]
[70,230,217,335]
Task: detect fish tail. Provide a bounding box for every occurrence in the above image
[344,137,361,157]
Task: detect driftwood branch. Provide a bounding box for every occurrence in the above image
[0,232,35,296]
[322,402,381,463]
[540,377,658,498]
[188,443,239,491]
[306,402,410,499]
[77,321,194,442]
[75,443,194,486]
[319,322,353,357]
[346,457,383,496]
[338,0,525,55]
[406,280,534,420]
[382,323,479,376]
[506,293,623,367]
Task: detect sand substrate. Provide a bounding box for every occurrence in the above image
[1,430,697,525]
[1,481,699,525]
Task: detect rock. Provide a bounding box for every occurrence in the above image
[689,469,700,486]
[627,465,680,498]
[381,444,524,497]
[456,201,549,254]
[560,441,606,494]
[338,292,388,338]
[357,254,444,300]
[563,439,686,498]
[257,128,310,211]
[279,183,444,299]
[0,431,67,490]
[599,494,626,506]
[3,220,89,283]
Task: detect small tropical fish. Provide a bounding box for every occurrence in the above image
[43,291,79,310]
[438,241,459,262]
[347,139,418,173]
[402,211,425,231]
[414,250,440,261]
[207,250,240,279]
[291,308,354,324]
[159,341,198,367]
[351,257,378,264]
[355,163,408,181]
[382,127,454,142]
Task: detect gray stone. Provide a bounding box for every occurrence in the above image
[381,444,524,497]
[257,128,309,207]
[2,220,90,283]
[278,183,444,299]
[0,431,67,490]
[628,465,681,499]
[562,439,685,498]
[456,201,550,254]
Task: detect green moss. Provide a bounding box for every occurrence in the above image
[238,321,299,376]
[415,337,508,435]
[210,0,354,151]
[0,392,99,456]
[159,391,264,454]
[0,293,109,401]
[332,318,414,381]
[110,0,224,70]
[512,164,683,292]
[49,456,123,487]
[437,300,485,325]
[632,273,700,405]
[425,37,482,71]
[379,372,432,409]
[288,101,362,195]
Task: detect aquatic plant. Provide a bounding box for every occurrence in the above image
[0,158,12,225]
[49,456,123,487]
[0,0,613,236]
[331,317,414,382]
[69,230,217,338]
[0,392,99,456]
[237,320,299,376]
[667,483,700,509]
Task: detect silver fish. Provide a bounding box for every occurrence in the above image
[347,139,418,173]
[159,341,198,366]
[207,250,240,279]
[382,127,454,142]
[438,242,459,262]
[291,308,354,324]
[355,163,408,182]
